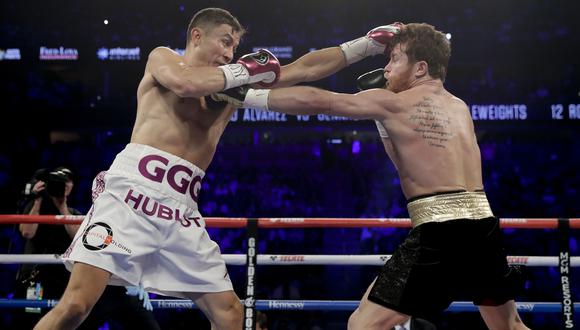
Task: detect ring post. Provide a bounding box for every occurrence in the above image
[244,218,259,330]
[558,217,574,329]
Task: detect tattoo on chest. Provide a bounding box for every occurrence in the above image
[409,97,452,148]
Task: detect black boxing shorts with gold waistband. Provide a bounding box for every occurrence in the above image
[407,191,494,228]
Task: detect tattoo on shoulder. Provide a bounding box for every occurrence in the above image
[408,96,452,148]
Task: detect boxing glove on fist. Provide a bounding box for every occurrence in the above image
[204,95,228,110]
[219,49,280,90]
[211,86,270,110]
[356,68,387,91]
[357,69,389,138]
[340,23,402,65]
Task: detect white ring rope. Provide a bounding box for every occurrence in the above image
[1,254,578,267]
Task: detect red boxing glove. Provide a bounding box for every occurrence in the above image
[340,22,403,65]
[367,22,403,55]
[237,49,281,87]
[219,49,281,90]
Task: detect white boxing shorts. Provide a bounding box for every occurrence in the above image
[63,143,233,298]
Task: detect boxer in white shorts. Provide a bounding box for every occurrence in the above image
[63,143,232,297]
[34,7,396,330]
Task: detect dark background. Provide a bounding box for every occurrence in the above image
[0,0,579,329]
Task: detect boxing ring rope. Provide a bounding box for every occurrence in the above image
[1,215,580,228]
[1,253,579,267]
[0,298,578,313]
[1,215,578,328]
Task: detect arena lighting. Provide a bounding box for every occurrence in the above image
[446,33,452,40]
[351,140,361,154]
[39,46,78,60]
[0,48,21,60]
[97,47,140,61]
[103,19,109,25]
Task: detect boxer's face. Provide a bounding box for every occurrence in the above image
[193,24,241,66]
[384,43,414,93]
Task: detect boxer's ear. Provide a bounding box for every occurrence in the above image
[190,27,203,46]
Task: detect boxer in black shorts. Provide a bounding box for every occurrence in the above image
[368,191,523,319]
[213,22,531,329]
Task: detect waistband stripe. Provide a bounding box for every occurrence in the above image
[407,191,493,228]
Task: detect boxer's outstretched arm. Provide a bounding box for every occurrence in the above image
[274,23,402,88]
[268,87,398,120]
[212,85,399,121]
[275,47,347,88]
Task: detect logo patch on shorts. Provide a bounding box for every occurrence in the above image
[82,222,132,254]
[82,222,113,251]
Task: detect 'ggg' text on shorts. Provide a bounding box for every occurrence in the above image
[138,154,202,203]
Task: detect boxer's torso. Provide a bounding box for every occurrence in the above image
[131,71,236,171]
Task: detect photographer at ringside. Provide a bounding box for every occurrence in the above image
[17,167,81,300]
[14,167,160,329]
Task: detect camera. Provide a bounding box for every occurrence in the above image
[23,167,72,199]
[45,170,70,198]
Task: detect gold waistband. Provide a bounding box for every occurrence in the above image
[407,191,494,228]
